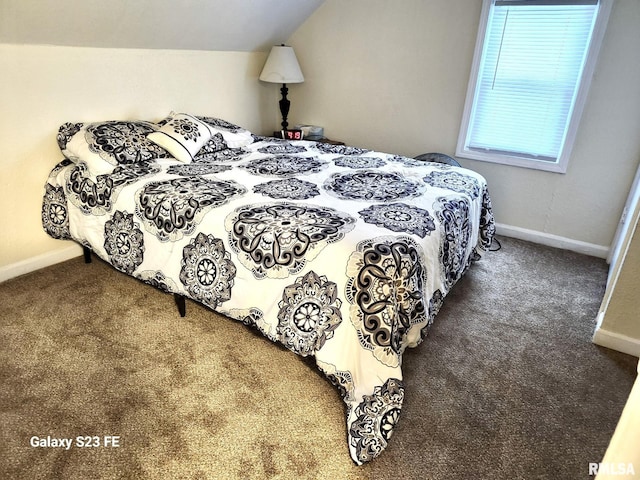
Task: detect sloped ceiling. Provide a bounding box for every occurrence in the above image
[0,0,325,52]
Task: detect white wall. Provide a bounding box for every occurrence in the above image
[0,44,274,276]
[0,0,324,52]
[287,0,640,253]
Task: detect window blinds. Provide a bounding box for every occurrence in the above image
[467,1,599,161]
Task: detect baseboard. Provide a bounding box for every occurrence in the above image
[0,244,83,284]
[593,325,640,358]
[495,223,610,259]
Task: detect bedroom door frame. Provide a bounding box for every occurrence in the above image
[608,161,640,278]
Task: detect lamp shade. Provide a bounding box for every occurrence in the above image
[259,45,304,84]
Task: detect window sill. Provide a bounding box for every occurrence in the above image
[455,148,568,174]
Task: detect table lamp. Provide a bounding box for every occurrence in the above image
[259,45,304,131]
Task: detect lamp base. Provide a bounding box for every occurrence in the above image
[279,83,290,131]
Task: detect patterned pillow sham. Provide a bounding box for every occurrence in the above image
[196,132,231,157]
[57,120,170,169]
[197,116,254,150]
[147,113,213,163]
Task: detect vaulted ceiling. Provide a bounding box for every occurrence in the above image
[0,0,325,52]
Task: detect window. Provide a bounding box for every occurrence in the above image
[456,0,612,173]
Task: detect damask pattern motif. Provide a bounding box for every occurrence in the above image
[231,307,265,328]
[138,270,179,294]
[419,289,444,342]
[228,307,275,341]
[167,163,232,176]
[198,116,244,133]
[104,210,144,274]
[179,232,236,309]
[334,156,386,169]
[110,162,162,185]
[258,144,308,155]
[324,171,425,202]
[349,378,405,464]
[241,155,327,177]
[387,155,431,167]
[194,147,250,163]
[57,122,83,151]
[50,158,74,175]
[65,164,115,215]
[423,170,480,199]
[358,203,436,238]
[169,117,202,142]
[86,121,168,165]
[314,143,369,155]
[225,203,356,279]
[136,177,246,242]
[253,178,320,200]
[195,133,229,156]
[346,237,427,367]
[478,185,496,252]
[277,271,343,356]
[436,196,472,290]
[41,183,70,239]
[65,162,161,216]
[316,360,356,403]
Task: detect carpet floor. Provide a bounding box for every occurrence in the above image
[0,237,636,479]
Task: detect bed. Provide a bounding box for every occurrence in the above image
[41,113,495,464]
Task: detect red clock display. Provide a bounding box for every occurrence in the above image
[282,129,304,140]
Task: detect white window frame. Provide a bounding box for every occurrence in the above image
[456,0,613,173]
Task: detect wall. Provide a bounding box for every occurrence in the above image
[0,44,274,278]
[287,0,640,254]
[0,0,325,52]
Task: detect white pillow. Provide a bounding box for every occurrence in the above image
[147,113,213,163]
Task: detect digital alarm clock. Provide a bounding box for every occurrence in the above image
[280,129,304,140]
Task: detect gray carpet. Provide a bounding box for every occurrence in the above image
[0,237,636,479]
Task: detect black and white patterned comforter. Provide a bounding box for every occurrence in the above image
[43,135,495,464]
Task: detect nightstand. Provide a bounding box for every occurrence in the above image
[311,137,345,146]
